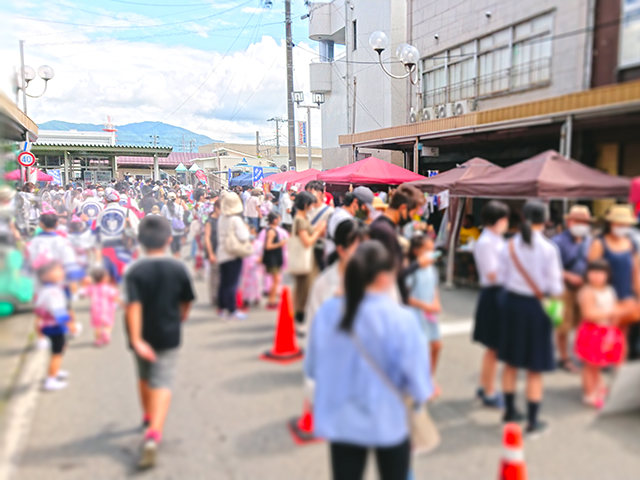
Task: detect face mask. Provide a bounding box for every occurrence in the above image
[569,224,590,238]
[398,210,412,227]
[97,191,104,197]
[355,209,368,220]
[612,226,632,238]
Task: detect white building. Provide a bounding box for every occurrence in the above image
[308,0,409,169]
[36,129,116,146]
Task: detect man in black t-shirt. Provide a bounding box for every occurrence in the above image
[369,184,430,304]
[124,216,195,470]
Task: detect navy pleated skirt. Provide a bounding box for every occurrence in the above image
[497,291,555,373]
[473,286,504,351]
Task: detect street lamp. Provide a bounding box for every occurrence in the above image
[369,31,420,85]
[293,91,324,170]
[17,40,55,114]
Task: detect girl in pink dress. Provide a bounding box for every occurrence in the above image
[240,225,263,308]
[80,267,121,346]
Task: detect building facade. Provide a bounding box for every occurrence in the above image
[334,0,640,205]
[308,0,409,168]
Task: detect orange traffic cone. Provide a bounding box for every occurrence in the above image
[499,423,527,480]
[260,286,303,364]
[288,400,322,445]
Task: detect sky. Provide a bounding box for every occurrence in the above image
[0,0,326,147]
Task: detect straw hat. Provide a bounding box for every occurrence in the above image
[0,185,16,202]
[605,204,637,225]
[221,191,243,216]
[564,205,592,222]
[372,196,388,211]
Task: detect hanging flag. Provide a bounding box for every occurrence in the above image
[195,170,208,185]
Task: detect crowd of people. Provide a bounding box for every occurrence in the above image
[3,173,640,478]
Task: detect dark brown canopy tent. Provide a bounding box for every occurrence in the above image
[406,157,503,194]
[455,150,631,199]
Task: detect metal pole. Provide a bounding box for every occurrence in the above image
[307,106,312,170]
[19,40,27,114]
[256,131,260,157]
[565,115,573,159]
[445,199,465,289]
[153,153,159,181]
[275,119,280,155]
[63,150,68,185]
[285,0,296,170]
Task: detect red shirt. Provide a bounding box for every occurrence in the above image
[324,192,334,206]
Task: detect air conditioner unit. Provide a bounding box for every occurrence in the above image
[435,104,451,119]
[452,100,475,116]
[408,108,420,124]
[422,107,436,121]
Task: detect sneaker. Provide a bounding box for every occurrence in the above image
[137,439,158,469]
[57,370,70,380]
[232,311,247,321]
[503,410,525,423]
[37,337,50,351]
[476,387,485,400]
[217,310,229,320]
[43,377,68,392]
[525,420,550,439]
[482,393,504,409]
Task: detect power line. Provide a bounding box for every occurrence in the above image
[157,9,259,127]
[107,0,214,6]
[17,0,254,30]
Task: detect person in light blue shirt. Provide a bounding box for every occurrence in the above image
[305,240,432,480]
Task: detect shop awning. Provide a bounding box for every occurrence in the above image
[455,150,631,199]
[264,168,321,186]
[5,168,53,181]
[405,157,502,194]
[318,157,425,185]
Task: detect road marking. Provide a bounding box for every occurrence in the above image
[0,342,47,480]
[440,319,473,337]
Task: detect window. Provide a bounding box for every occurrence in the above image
[620,0,640,68]
[422,12,554,107]
[352,20,357,51]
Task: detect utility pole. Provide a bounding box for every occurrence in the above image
[255,131,260,157]
[285,0,296,170]
[267,117,284,155]
[19,41,27,114]
[150,135,159,147]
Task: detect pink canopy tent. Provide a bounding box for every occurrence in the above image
[318,157,425,185]
[264,168,320,186]
[5,169,53,181]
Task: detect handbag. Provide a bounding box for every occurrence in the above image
[224,217,253,258]
[350,334,441,456]
[288,219,313,275]
[509,240,564,328]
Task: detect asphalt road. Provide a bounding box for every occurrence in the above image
[7,278,640,479]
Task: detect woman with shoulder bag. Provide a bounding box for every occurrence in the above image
[588,204,640,358]
[305,240,432,480]
[289,191,326,325]
[498,201,564,437]
[217,192,252,320]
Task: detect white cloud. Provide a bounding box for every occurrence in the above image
[0,8,322,146]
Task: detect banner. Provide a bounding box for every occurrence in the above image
[298,121,307,147]
[252,166,264,187]
[195,170,208,185]
[47,169,62,186]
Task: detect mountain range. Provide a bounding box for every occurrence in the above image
[38,120,219,151]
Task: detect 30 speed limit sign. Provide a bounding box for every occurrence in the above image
[17,151,36,168]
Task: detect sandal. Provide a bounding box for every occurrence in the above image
[557,359,580,374]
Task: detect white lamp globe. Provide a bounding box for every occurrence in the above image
[401,45,420,67]
[38,65,55,81]
[369,31,389,53]
[396,43,410,61]
[22,66,36,82]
